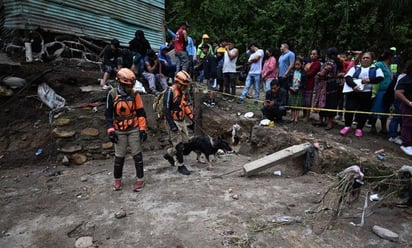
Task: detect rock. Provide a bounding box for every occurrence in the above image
[372,225,399,241]
[62,155,70,165]
[115,209,126,219]
[71,153,87,165]
[58,144,82,153]
[80,176,88,182]
[53,118,71,126]
[52,128,76,138]
[0,85,13,96]
[2,76,26,88]
[85,144,100,150]
[101,142,113,149]
[80,128,99,137]
[74,236,93,248]
[271,216,303,224]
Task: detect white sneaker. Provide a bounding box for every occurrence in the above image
[388,136,403,145]
[400,146,412,156]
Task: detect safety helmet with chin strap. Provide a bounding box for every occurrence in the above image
[174,70,192,86]
[116,68,136,85]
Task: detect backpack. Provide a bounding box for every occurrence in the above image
[152,88,168,120]
[352,66,377,79]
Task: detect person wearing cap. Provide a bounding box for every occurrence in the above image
[165,23,196,77]
[162,70,195,175]
[196,34,213,60]
[237,42,264,105]
[222,39,239,101]
[173,21,190,73]
[196,34,214,82]
[100,38,123,90]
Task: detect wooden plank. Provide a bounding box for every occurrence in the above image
[243,142,312,176]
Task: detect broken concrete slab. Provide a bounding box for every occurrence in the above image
[243,142,312,177]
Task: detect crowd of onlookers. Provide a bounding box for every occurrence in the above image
[99,21,412,157]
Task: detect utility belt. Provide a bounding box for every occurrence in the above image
[114,115,138,131]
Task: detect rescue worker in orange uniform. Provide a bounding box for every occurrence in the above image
[105,68,148,191]
[163,70,195,175]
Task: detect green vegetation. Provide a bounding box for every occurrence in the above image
[165,0,411,60]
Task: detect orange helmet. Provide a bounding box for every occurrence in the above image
[174,71,192,86]
[116,68,136,85]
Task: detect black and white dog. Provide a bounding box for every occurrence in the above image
[183,136,233,171]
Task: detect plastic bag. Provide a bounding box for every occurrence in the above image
[37,83,66,109]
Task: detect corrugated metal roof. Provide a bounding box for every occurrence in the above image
[2,0,165,49]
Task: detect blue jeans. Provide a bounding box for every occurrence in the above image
[264,78,275,93]
[240,73,261,100]
[389,99,402,137]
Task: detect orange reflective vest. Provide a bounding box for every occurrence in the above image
[165,84,193,122]
[106,88,147,131]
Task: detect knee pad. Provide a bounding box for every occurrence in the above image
[114,156,125,179]
[176,142,184,163]
[133,153,144,179]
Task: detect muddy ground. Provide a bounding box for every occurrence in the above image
[0,57,411,248]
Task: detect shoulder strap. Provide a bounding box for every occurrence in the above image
[352,66,361,78]
[368,67,377,78]
[110,88,117,99]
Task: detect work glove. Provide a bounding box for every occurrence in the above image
[170,124,178,132]
[108,131,118,144]
[139,130,147,142]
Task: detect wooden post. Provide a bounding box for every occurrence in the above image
[243,142,312,177]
